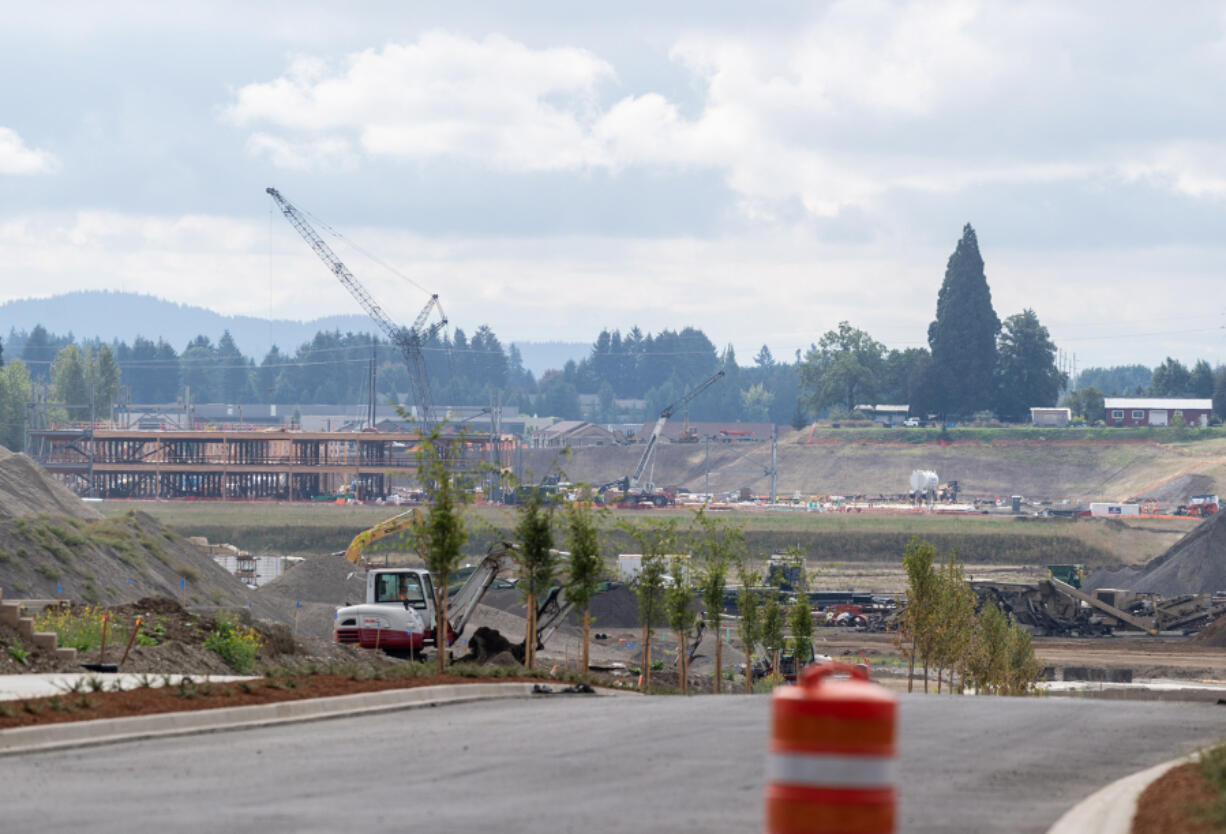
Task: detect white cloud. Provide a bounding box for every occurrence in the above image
[1119,142,1226,199]
[227,32,614,172]
[222,4,1226,224]
[0,127,59,175]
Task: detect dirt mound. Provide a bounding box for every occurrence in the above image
[258,552,366,606]
[256,553,369,641]
[1087,512,1226,596]
[0,454,101,522]
[0,510,284,622]
[1193,615,1226,647]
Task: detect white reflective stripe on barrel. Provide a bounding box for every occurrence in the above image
[767,752,896,789]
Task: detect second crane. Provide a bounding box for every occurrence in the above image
[266,187,447,433]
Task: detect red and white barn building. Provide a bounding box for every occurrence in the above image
[1104,397,1213,427]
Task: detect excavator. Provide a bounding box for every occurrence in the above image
[334,514,575,658]
[605,369,725,507]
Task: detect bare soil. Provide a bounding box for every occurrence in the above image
[1132,763,1221,834]
[525,434,1226,505]
[0,672,580,731]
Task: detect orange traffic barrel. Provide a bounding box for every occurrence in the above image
[766,661,897,834]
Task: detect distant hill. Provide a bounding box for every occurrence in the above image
[0,291,372,359]
[0,291,586,376]
[511,341,590,375]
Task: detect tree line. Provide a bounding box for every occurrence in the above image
[5,221,1226,442]
[799,225,1068,423]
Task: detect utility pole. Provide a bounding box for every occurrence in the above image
[704,434,710,499]
[88,378,95,498]
[368,340,377,429]
[770,427,778,504]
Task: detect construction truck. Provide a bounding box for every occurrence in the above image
[333,543,574,658]
[1175,494,1219,517]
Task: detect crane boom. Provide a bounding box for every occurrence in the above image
[266,187,446,431]
[630,369,725,493]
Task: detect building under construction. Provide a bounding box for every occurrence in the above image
[27,426,499,501]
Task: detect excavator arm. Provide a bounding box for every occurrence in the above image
[343,509,424,565]
[447,542,516,638]
[629,369,725,493]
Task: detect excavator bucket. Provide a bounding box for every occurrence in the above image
[534,586,576,648]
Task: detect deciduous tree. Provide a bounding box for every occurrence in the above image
[624,518,675,690]
[412,424,469,675]
[799,321,886,414]
[1063,387,1105,424]
[899,537,940,693]
[562,496,605,673]
[690,508,744,694]
[665,558,696,694]
[515,482,556,670]
[993,309,1066,422]
[735,559,764,694]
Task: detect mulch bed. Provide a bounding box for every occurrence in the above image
[0,673,565,731]
[1132,762,1223,834]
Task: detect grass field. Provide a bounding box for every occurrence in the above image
[100,499,1193,569]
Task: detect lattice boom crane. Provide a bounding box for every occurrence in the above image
[266,187,446,432]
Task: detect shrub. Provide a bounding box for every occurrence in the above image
[203,614,262,674]
[33,606,138,653]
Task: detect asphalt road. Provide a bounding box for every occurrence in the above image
[4,693,1225,833]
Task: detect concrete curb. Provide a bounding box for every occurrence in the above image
[1046,754,1194,834]
[0,682,623,757]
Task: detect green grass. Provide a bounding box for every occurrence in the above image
[1198,742,1226,825]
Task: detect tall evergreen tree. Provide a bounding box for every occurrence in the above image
[1149,358,1192,397]
[922,224,1000,418]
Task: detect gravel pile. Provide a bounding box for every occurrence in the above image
[1087,512,1226,596]
[0,449,101,522]
[258,553,367,605]
[480,583,643,629]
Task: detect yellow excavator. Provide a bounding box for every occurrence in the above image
[342,509,424,566]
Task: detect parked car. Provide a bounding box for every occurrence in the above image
[903,417,921,427]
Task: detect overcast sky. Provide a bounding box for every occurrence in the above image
[2,1,1225,371]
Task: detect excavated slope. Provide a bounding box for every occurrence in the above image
[0,449,101,522]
